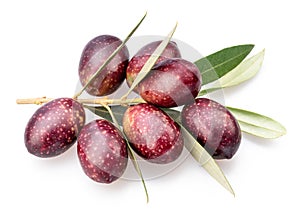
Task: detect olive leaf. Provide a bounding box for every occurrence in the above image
[100,104,149,203]
[74,12,147,99]
[227,106,287,139]
[161,108,181,122]
[84,105,127,124]
[85,105,182,126]
[121,23,178,99]
[199,49,265,96]
[161,109,234,195]
[180,125,235,196]
[194,44,254,85]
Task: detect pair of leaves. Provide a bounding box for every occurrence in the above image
[227,107,287,139]
[194,44,286,138]
[194,44,254,85]
[198,49,265,96]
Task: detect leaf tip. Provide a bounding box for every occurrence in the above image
[140,11,147,21]
[240,43,255,51]
[228,183,236,197]
[172,21,178,33]
[260,48,266,57]
[283,127,287,135]
[277,125,287,138]
[278,122,287,135]
[249,44,255,48]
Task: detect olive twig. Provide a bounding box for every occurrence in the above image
[16,97,54,105]
[16,97,145,106]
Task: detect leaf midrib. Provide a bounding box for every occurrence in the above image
[200,49,251,75]
[237,120,285,135]
[220,53,263,87]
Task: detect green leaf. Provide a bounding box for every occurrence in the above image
[180,125,235,196]
[85,105,182,125]
[121,23,178,99]
[198,49,265,96]
[84,105,127,125]
[194,44,254,85]
[227,106,287,139]
[73,12,147,99]
[160,108,181,121]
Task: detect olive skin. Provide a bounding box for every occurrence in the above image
[77,119,128,183]
[79,35,129,96]
[24,98,85,158]
[181,98,241,159]
[138,58,202,108]
[123,103,183,164]
[126,40,181,88]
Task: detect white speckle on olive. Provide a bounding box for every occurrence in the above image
[181,98,241,159]
[138,58,202,108]
[77,119,128,184]
[79,35,129,96]
[126,40,181,89]
[123,103,183,164]
[24,98,85,158]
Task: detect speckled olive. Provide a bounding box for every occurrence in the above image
[77,119,128,184]
[79,35,129,96]
[123,103,183,164]
[137,58,202,108]
[24,98,85,158]
[181,98,241,159]
[126,40,181,88]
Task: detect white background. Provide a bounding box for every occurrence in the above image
[1,0,299,212]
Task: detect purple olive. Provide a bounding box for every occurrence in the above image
[24,98,85,158]
[137,58,202,108]
[79,35,129,96]
[126,40,181,88]
[77,119,128,183]
[181,98,241,159]
[123,103,183,164]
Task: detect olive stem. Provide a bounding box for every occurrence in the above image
[16,97,145,106]
[16,97,53,105]
[73,12,147,100]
